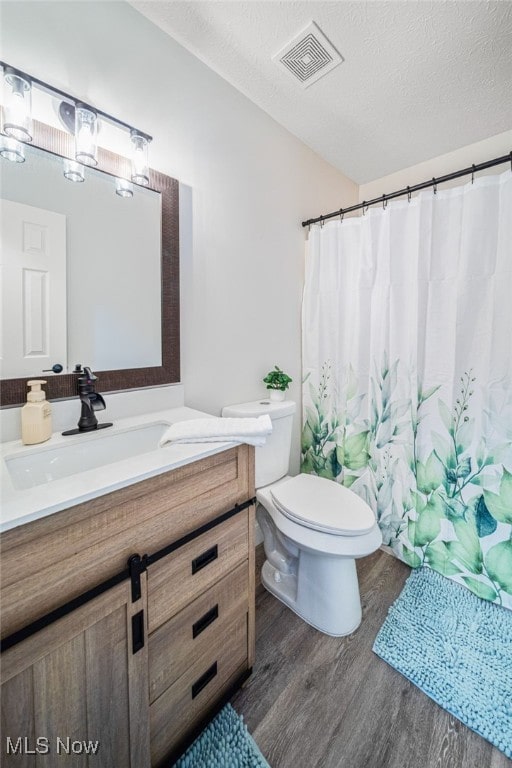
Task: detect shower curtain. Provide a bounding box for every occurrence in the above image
[302,171,512,609]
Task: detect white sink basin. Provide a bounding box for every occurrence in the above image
[5,421,169,490]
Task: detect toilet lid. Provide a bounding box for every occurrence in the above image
[270,474,376,536]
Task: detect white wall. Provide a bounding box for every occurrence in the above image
[359,130,512,202]
[0,1,357,472]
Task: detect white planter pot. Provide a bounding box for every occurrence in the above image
[269,390,286,402]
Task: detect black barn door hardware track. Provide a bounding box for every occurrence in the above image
[1,497,255,653]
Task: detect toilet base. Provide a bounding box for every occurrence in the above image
[260,557,362,637]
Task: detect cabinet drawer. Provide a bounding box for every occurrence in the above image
[148,512,249,633]
[149,561,248,703]
[150,614,247,767]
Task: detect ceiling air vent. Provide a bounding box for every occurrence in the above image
[273,21,343,88]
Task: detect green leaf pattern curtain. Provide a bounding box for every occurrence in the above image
[302,171,512,608]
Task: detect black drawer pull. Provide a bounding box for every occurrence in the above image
[192,604,219,639]
[191,662,218,699]
[192,545,218,574]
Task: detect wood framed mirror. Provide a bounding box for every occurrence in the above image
[0,120,180,407]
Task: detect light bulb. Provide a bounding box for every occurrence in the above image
[0,135,25,162]
[63,159,85,182]
[116,178,133,198]
[130,130,150,186]
[75,103,98,166]
[2,68,32,142]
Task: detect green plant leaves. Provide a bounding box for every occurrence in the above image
[301,452,315,474]
[304,406,320,435]
[317,447,342,480]
[383,399,411,423]
[342,473,358,489]
[446,518,483,574]
[456,457,472,479]
[263,365,292,390]
[474,495,498,537]
[418,383,441,406]
[301,422,314,452]
[460,576,498,602]
[456,419,474,455]
[301,357,512,608]
[381,359,399,409]
[407,516,417,547]
[376,419,394,449]
[414,494,444,546]
[438,399,454,435]
[401,545,422,568]
[424,541,462,576]
[483,468,512,524]
[343,431,369,471]
[431,431,452,468]
[416,452,444,494]
[485,540,512,595]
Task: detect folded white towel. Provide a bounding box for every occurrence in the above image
[159,415,272,448]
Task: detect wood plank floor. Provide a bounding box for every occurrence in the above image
[232,548,510,768]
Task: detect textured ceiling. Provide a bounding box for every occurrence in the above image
[130,1,512,183]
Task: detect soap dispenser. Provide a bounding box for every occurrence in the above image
[21,380,52,445]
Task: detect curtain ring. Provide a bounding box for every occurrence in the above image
[407,186,411,203]
[320,216,325,228]
[362,201,367,215]
[339,210,344,223]
[382,194,387,210]
[471,164,475,184]
[432,177,437,195]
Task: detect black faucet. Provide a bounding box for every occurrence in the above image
[62,366,113,436]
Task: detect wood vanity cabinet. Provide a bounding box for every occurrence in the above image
[0,445,255,767]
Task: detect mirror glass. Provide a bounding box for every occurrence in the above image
[1,143,162,379]
[0,117,180,408]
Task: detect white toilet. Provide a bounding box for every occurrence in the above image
[222,399,382,636]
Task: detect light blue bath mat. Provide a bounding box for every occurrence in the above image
[373,567,512,758]
[173,704,270,767]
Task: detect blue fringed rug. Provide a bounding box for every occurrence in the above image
[173,704,270,767]
[373,567,512,758]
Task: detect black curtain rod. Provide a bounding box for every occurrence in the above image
[302,153,512,228]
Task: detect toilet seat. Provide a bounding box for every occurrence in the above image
[270,473,376,536]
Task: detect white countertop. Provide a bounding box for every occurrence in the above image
[1,406,234,533]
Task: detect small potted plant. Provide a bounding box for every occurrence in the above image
[263,365,292,402]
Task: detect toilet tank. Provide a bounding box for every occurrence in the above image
[222,399,296,488]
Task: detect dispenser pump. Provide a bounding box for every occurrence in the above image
[22,380,52,445]
[26,380,47,402]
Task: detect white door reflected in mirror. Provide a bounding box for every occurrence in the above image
[0,199,67,378]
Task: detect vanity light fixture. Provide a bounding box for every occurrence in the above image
[74,103,98,167]
[2,66,33,143]
[115,177,133,198]
[63,158,85,182]
[0,134,25,162]
[130,130,150,186]
[0,61,153,193]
